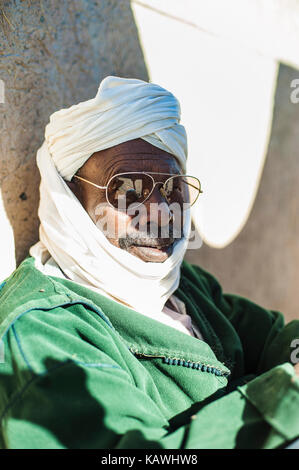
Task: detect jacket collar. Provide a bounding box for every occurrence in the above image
[0,257,230,375]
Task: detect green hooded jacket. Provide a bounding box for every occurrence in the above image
[0,256,298,449]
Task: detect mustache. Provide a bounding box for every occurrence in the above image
[118,224,181,250]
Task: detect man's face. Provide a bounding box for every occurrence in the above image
[68,138,184,263]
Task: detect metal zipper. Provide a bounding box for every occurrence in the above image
[129,348,230,378]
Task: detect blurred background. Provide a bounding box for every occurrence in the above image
[0,0,298,322]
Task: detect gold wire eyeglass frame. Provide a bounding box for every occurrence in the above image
[73,171,203,210]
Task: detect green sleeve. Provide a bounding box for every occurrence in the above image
[1,359,299,449]
[187,263,299,375]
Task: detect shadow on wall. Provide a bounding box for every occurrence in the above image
[0,0,148,266]
[185,64,299,323]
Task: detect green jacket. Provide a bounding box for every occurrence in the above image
[0,256,298,449]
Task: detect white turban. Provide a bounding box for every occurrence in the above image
[45,76,187,180]
[30,76,191,317]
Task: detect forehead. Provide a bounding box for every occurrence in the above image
[81,139,182,179]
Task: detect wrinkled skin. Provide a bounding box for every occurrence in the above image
[67,138,184,263]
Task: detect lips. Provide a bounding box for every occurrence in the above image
[118,234,177,255]
[131,240,174,249]
[129,243,174,262]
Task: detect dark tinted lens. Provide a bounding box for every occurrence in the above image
[163,176,201,209]
[107,173,153,209]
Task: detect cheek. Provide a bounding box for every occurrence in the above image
[93,203,131,240]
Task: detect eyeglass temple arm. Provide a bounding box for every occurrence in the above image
[187,181,203,193]
[73,175,106,189]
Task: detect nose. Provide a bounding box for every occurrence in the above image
[137,184,173,228]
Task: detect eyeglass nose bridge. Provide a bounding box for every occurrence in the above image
[140,178,174,223]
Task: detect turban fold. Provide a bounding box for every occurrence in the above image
[45,76,187,180]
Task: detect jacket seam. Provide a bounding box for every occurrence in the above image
[11,324,35,377]
[127,344,230,373]
[46,276,116,331]
[0,270,32,306]
[1,300,116,344]
[0,359,122,424]
[128,347,230,378]
[47,276,73,300]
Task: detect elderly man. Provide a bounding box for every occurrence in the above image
[0,76,298,449]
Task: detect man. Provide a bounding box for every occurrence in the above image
[0,76,298,449]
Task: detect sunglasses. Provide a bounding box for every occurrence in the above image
[73,171,203,211]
